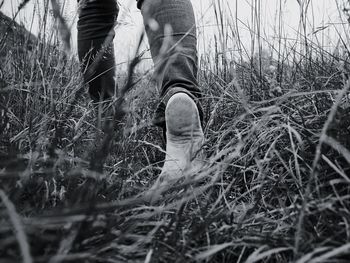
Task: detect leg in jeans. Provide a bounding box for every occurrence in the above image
[77,0,119,172]
[77,0,118,102]
[140,0,203,128]
[77,0,204,178]
[140,0,204,179]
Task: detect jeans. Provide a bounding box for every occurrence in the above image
[77,0,203,129]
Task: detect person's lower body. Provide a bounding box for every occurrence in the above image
[77,0,204,179]
[77,0,118,102]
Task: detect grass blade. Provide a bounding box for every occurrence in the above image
[0,189,33,263]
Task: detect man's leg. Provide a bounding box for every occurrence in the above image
[77,0,119,102]
[77,0,119,172]
[140,0,204,178]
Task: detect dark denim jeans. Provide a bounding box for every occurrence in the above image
[77,0,203,128]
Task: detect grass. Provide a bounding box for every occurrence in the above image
[1,0,350,262]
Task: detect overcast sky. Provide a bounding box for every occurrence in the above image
[1,0,347,67]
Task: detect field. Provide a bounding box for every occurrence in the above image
[1,0,350,262]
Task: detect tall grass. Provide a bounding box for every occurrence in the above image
[1,0,350,262]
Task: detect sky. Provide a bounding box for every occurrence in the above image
[1,0,348,67]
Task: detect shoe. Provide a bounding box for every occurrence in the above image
[141,92,204,204]
[160,92,204,180]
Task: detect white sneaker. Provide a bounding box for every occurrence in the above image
[160,92,204,180]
